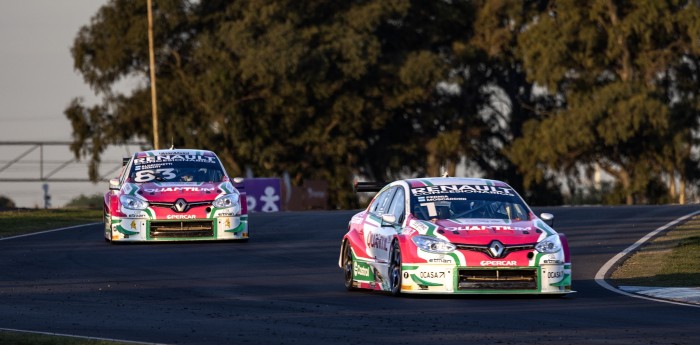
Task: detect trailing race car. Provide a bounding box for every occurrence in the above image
[339,177,572,295]
[104,149,248,242]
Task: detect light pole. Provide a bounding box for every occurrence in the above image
[147,0,159,150]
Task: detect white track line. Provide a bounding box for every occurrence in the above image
[594,210,700,308]
[1,223,167,344]
[0,222,100,241]
[0,327,165,344]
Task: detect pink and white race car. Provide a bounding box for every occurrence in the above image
[339,177,572,295]
[104,149,248,242]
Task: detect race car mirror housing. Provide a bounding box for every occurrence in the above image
[381,214,397,226]
[540,213,554,226]
[109,178,120,191]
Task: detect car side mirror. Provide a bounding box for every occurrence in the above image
[109,178,120,191]
[381,214,397,226]
[540,213,554,227]
[233,177,245,184]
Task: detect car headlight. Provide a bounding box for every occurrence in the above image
[119,195,149,210]
[412,236,456,254]
[535,235,562,253]
[213,193,240,209]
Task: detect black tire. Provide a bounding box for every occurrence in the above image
[343,242,355,291]
[389,241,402,296]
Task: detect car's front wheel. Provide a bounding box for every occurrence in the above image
[343,242,355,291]
[389,241,402,296]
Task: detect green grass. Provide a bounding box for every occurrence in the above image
[611,216,700,287]
[0,208,102,238]
[0,330,136,345]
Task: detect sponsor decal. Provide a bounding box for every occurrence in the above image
[542,259,563,264]
[134,155,217,165]
[366,233,390,251]
[166,214,197,219]
[130,220,137,230]
[480,260,517,266]
[410,220,430,233]
[225,218,231,228]
[418,271,446,279]
[353,261,373,280]
[144,187,216,193]
[411,184,514,196]
[428,258,453,264]
[443,225,520,231]
[542,254,563,264]
[547,271,564,279]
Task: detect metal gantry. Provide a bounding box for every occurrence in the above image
[0,141,147,182]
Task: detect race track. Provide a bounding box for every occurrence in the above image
[1,205,700,344]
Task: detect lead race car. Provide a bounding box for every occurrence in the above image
[104,149,248,242]
[339,177,572,295]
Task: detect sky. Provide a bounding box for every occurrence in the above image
[0,0,138,208]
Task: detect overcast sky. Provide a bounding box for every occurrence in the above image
[0,1,133,207]
[0,0,109,141]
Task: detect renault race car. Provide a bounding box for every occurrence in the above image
[339,177,572,295]
[104,149,248,242]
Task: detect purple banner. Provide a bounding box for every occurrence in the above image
[243,178,281,212]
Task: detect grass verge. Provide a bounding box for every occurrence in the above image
[610,215,700,287]
[0,208,102,238]
[0,330,136,345]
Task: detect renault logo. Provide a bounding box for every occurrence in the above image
[173,198,189,213]
[488,240,505,258]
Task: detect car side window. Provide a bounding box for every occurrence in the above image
[387,187,405,223]
[369,187,396,216]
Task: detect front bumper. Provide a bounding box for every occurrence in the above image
[399,262,573,294]
[107,215,248,241]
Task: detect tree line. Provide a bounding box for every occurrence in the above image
[65,0,700,208]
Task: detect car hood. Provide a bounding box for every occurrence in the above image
[126,182,223,203]
[409,217,551,245]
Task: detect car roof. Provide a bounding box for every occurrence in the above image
[133,149,217,158]
[402,177,511,188]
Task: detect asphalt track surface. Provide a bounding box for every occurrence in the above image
[1,205,700,344]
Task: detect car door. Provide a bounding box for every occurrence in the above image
[364,186,399,264]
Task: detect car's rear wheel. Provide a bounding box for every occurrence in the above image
[389,241,402,296]
[343,242,355,290]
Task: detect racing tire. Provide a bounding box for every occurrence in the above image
[389,241,402,296]
[343,242,356,291]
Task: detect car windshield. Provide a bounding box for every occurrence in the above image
[128,154,225,183]
[409,184,530,221]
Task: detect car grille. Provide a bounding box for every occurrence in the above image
[457,269,537,290]
[149,220,214,238]
[454,243,536,258]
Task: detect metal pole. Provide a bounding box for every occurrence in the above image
[147,0,159,150]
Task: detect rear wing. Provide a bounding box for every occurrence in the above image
[353,181,386,193]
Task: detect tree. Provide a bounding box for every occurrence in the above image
[0,195,16,209]
[66,0,478,208]
[508,0,700,204]
[454,0,564,205]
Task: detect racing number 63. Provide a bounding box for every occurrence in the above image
[134,168,175,182]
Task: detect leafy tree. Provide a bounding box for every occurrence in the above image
[66,0,478,208]
[508,0,700,204]
[0,195,16,209]
[453,0,564,205]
